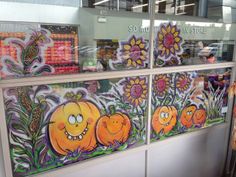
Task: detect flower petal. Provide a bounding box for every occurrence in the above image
[130,38,136,46]
[135,78,140,84]
[161,27,167,35]
[136,39,141,45]
[173,31,179,37]
[132,61,137,67]
[175,37,181,43]
[167,25,171,33]
[124,44,131,50]
[174,43,180,51]
[136,59,143,65]
[139,43,145,49]
[127,59,132,67]
[171,26,176,34]
[158,33,164,40]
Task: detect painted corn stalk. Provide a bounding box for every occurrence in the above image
[3,76,147,176]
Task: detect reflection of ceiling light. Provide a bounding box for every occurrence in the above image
[93,0,110,6]
[155,0,167,4]
[132,3,148,9]
[177,3,195,8]
[176,12,187,15]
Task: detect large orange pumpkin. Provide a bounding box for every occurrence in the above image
[193,109,206,126]
[96,112,131,146]
[180,105,197,128]
[152,105,177,134]
[49,101,100,155]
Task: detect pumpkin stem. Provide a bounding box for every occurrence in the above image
[109,105,116,115]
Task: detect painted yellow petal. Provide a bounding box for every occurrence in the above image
[130,38,136,46]
[143,90,147,94]
[127,84,132,88]
[166,48,170,56]
[173,31,179,37]
[139,79,145,85]
[158,45,164,51]
[141,50,147,56]
[130,79,135,85]
[136,59,143,65]
[141,94,146,99]
[140,55,146,60]
[158,33,164,40]
[135,99,139,106]
[170,47,175,54]
[135,78,140,84]
[142,85,147,89]
[167,25,171,33]
[175,37,181,43]
[161,49,166,56]
[161,27,167,35]
[136,39,141,45]
[138,98,143,103]
[139,43,145,49]
[171,26,176,34]
[132,61,137,67]
[125,91,131,96]
[127,59,132,67]
[124,44,131,50]
[174,43,180,51]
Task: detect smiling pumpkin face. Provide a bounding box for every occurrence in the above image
[96,113,131,146]
[192,109,206,126]
[180,105,197,128]
[152,106,177,134]
[49,101,100,155]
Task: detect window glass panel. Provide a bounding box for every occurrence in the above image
[0,0,80,6]
[3,76,148,176]
[83,0,150,13]
[151,68,231,141]
[153,21,235,67]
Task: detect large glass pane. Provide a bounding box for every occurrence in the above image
[3,76,148,176]
[0,0,80,6]
[153,21,235,67]
[151,68,231,141]
[83,0,150,13]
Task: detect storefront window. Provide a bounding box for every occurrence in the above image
[3,76,148,176]
[151,68,231,141]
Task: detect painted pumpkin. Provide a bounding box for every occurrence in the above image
[49,101,100,155]
[193,109,206,125]
[152,105,177,134]
[180,105,197,128]
[96,112,131,146]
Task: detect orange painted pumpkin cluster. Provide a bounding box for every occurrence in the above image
[180,105,206,128]
[49,101,132,156]
[96,112,131,146]
[152,105,177,134]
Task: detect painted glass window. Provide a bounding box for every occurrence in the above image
[151,68,231,141]
[3,76,148,176]
[154,21,234,67]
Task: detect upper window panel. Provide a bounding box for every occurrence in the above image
[0,0,80,6]
[155,0,198,16]
[154,21,235,67]
[82,0,150,13]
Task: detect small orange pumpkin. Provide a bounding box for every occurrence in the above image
[193,109,206,125]
[49,101,100,155]
[152,105,177,134]
[96,108,131,146]
[180,105,197,128]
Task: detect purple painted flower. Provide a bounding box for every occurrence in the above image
[124,77,147,106]
[119,35,148,67]
[157,23,182,59]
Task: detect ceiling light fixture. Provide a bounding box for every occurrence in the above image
[132,3,148,9]
[93,0,110,6]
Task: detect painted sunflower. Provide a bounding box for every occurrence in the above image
[153,74,171,97]
[124,77,148,106]
[119,35,148,68]
[157,23,182,59]
[176,73,192,93]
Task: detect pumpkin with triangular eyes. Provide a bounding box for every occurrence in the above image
[180,105,197,128]
[152,105,177,135]
[49,101,100,155]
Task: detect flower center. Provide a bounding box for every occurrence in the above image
[130,84,143,98]
[157,79,166,92]
[163,34,174,48]
[130,45,141,61]
[179,79,188,88]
